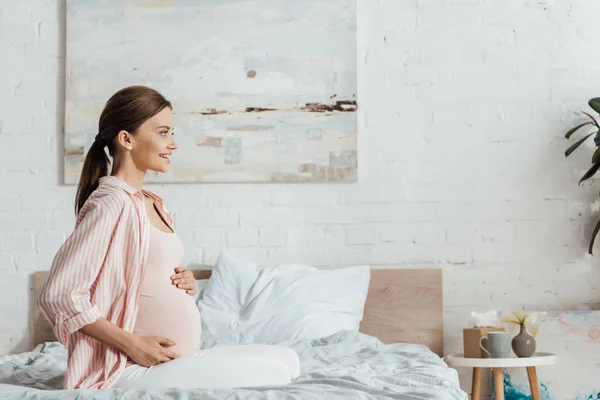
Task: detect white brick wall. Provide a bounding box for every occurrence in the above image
[2,0,600,392]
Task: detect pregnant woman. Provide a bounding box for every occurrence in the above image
[37,86,300,390]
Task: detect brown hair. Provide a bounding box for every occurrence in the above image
[75,85,172,215]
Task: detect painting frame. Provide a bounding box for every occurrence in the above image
[64,0,358,184]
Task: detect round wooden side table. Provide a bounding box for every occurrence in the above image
[445,352,557,400]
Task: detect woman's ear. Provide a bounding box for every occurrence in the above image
[116,130,133,150]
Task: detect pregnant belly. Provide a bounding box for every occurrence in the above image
[133,287,201,357]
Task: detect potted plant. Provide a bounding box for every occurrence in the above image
[564,97,600,254]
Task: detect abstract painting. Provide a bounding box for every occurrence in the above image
[493,311,600,400]
[64,0,357,184]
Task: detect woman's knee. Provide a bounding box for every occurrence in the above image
[283,348,300,378]
[267,345,301,379]
[198,344,300,379]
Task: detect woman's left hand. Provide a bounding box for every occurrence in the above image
[171,267,196,296]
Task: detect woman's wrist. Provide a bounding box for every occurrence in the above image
[115,330,137,353]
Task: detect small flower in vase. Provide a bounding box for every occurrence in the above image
[498,307,546,357]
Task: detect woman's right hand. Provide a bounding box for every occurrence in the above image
[125,336,180,367]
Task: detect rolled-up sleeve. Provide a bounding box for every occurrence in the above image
[37,197,122,346]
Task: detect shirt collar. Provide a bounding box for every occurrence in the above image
[99,176,140,195]
[98,176,166,209]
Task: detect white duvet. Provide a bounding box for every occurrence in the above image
[0,330,467,399]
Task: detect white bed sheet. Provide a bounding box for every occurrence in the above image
[0,330,467,399]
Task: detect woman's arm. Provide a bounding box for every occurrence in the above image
[80,319,179,366]
[37,197,122,346]
[79,318,135,352]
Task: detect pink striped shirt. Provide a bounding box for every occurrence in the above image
[37,176,175,389]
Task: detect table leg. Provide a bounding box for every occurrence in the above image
[471,367,481,399]
[493,368,504,400]
[527,366,541,400]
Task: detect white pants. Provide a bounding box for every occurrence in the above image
[113,344,301,389]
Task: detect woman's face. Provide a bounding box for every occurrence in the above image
[129,107,178,174]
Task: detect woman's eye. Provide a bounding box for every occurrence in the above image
[160,131,168,137]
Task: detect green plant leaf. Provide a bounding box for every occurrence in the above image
[589,98,600,114]
[579,162,600,185]
[565,132,594,157]
[565,122,593,139]
[588,218,600,255]
[593,147,600,164]
[583,111,600,128]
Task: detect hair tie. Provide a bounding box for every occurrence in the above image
[94,134,104,143]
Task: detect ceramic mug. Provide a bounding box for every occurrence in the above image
[479,332,511,358]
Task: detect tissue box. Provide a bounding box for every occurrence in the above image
[463,327,505,358]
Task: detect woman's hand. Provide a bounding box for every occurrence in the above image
[171,267,196,296]
[125,336,179,367]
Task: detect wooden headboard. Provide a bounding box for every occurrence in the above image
[34,268,443,355]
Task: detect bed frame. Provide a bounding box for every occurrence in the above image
[34,268,443,355]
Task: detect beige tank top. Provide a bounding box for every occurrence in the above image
[132,224,201,357]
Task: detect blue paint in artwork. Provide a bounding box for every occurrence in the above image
[492,372,554,400]
[242,56,268,70]
[503,379,530,400]
[559,311,593,324]
[574,391,600,400]
[223,137,242,164]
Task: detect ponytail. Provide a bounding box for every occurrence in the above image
[75,139,110,215]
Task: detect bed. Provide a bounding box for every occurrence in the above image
[0,266,467,399]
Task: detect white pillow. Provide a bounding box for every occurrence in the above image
[197,252,371,348]
[192,279,209,303]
